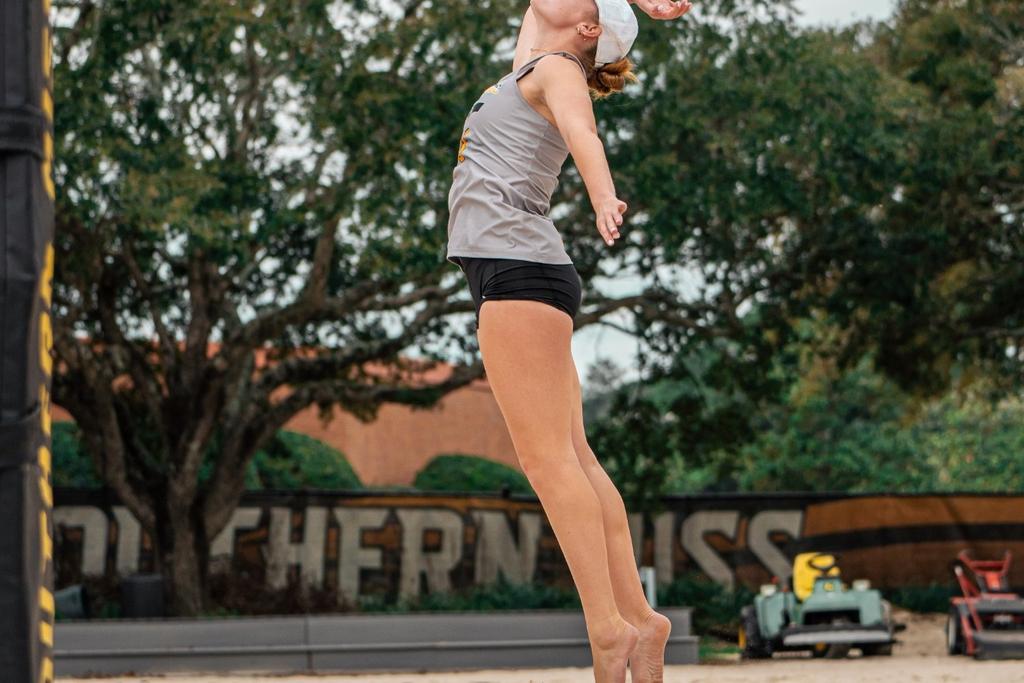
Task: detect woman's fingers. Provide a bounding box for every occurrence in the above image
[646,0,691,20]
[595,198,627,246]
[597,214,613,246]
[599,211,623,246]
[662,1,688,19]
[599,214,614,245]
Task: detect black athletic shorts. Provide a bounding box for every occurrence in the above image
[451,256,583,330]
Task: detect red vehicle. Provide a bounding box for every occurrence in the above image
[947,550,1024,659]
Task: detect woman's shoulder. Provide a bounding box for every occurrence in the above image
[532,51,587,79]
[515,51,587,79]
[528,51,585,82]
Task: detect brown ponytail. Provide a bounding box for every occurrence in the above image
[579,44,638,99]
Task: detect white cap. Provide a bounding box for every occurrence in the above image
[594,0,639,67]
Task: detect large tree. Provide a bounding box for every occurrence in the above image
[764,0,1024,397]
[50,0,509,615]
[582,0,1022,498]
[52,0,756,615]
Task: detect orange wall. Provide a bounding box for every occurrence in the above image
[52,375,520,487]
[282,377,519,485]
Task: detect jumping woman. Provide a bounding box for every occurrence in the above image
[445,0,692,681]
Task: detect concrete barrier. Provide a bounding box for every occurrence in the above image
[55,607,697,676]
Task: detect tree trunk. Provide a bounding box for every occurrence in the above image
[155,507,209,617]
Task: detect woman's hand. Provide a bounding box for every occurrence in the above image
[594,196,627,247]
[630,0,693,21]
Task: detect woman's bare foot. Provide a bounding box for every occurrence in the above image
[628,609,672,683]
[589,615,640,683]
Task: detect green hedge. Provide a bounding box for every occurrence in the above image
[245,430,363,490]
[882,583,957,613]
[53,422,102,488]
[357,572,579,613]
[69,569,951,625]
[354,572,755,629]
[413,453,534,495]
[51,423,362,490]
[659,572,755,637]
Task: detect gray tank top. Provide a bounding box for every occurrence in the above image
[445,51,587,265]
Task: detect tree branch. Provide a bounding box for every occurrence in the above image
[121,238,179,372]
[51,343,157,530]
[252,285,466,392]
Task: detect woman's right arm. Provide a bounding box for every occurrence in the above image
[531,57,625,248]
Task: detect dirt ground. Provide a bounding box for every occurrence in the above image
[59,609,1024,683]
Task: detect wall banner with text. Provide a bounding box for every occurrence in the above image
[53,490,1024,604]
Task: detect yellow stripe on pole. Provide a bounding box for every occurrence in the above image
[40,244,53,306]
[40,383,51,437]
[39,621,52,648]
[39,656,53,683]
[38,475,52,508]
[39,587,54,616]
[41,134,54,200]
[38,445,51,478]
[39,310,52,375]
[40,510,52,570]
[41,27,51,80]
[41,88,52,124]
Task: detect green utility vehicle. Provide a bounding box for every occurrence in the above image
[739,552,899,659]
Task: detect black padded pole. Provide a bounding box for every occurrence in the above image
[0,0,56,681]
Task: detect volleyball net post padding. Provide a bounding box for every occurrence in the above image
[0,0,57,681]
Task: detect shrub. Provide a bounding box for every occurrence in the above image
[246,431,363,490]
[358,572,580,613]
[414,454,533,495]
[882,583,958,613]
[52,422,102,488]
[51,423,361,491]
[659,572,755,637]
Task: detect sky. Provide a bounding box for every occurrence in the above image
[789,0,898,27]
[570,0,900,390]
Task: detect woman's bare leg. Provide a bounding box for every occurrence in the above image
[477,299,638,683]
[568,358,673,683]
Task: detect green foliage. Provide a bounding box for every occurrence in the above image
[785,0,1024,397]
[729,356,928,492]
[882,583,958,613]
[587,308,787,498]
[246,431,364,491]
[71,572,956,621]
[414,454,533,495]
[588,393,682,513]
[711,358,1024,493]
[356,573,580,613]
[596,0,1023,480]
[53,425,362,491]
[620,303,1024,495]
[659,572,755,636]
[52,422,102,488]
[911,390,1024,491]
[699,635,742,660]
